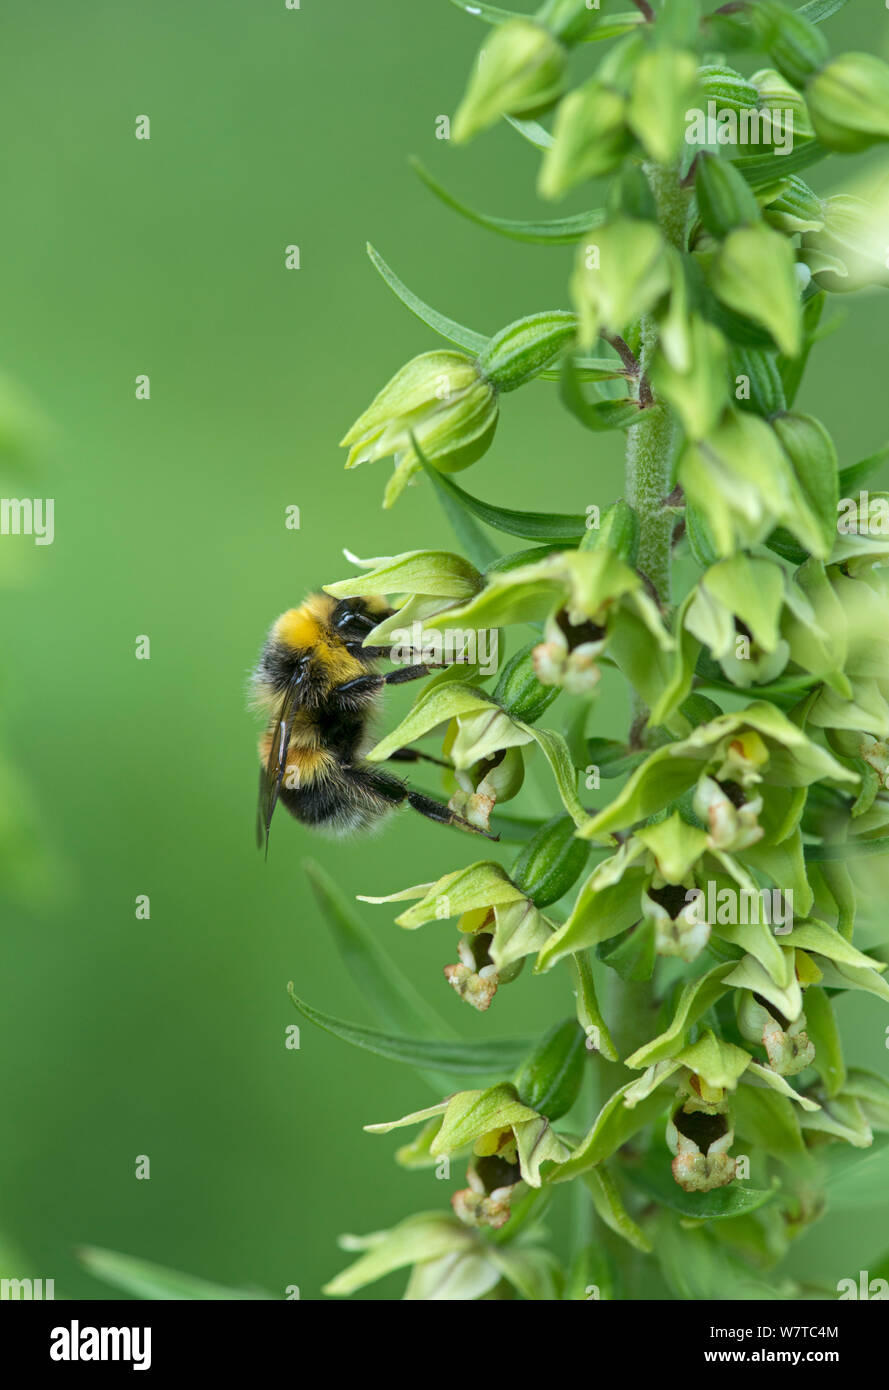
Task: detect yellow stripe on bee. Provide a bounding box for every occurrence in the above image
[274,599,365,688]
[257,736,335,788]
[276,597,332,651]
[283,746,336,788]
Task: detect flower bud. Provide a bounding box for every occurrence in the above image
[340,350,497,476]
[494,641,560,723]
[709,221,802,358]
[729,345,786,417]
[478,310,576,392]
[513,1019,586,1120]
[806,52,889,153]
[512,813,590,908]
[539,77,631,200]
[453,19,566,144]
[695,153,761,239]
[698,63,758,114]
[750,66,813,144]
[581,498,639,564]
[572,217,672,347]
[761,176,824,236]
[748,0,829,90]
[628,46,700,164]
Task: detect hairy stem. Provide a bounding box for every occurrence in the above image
[625,163,689,610]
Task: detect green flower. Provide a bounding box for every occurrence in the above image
[806,52,889,153]
[324,548,483,647]
[539,77,632,199]
[426,545,673,696]
[805,569,889,739]
[366,1082,572,1193]
[340,350,498,502]
[737,990,815,1077]
[800,195,889,295]
[323,1209,558,1300]
[360,861,553,1010]
[579,703,856,840]
[572,217,673,348]
[666,1077,737,1194]
[453,19,567,144]
[448,744,525,836]
[684,553,817,689]
[679,409,830,558]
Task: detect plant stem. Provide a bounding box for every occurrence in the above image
[615,164,691,1060]
[625,163,688,611]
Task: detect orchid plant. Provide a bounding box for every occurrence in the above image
[296,0,889,1302]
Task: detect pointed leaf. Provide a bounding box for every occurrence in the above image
[287,987,532,1074]
[78,1248,272,1301]
[411,158,604,245]
[367,243,487,353]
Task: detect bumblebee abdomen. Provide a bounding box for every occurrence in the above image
[279,763,406,836]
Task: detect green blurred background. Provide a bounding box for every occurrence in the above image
[1,0,887,1300]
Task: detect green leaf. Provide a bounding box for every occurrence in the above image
[560,353,644,432]
[287,987,532,1075]
[627,1152,779,1221]
[838,442,889,494]
[798,0,850,21]
[411,462,586,542]
[806,837,889,861]
[578,11,646,42]
[302,861,460,1096]
[505,115,555,150]
[448,0,521,22]
[655,1214,790,1300]
[78,1247,272,1300]
[735,140,828,188]
[413,438,500,569]
[410,158,604,245]
[778,290,825,408]
[366,243,487,354]
[555,1082,671,1180]
[731,1086,810,1168]
[573,951,618,1061]
[304,861,455,1041]
[524,724,591,828]
[822,1134,889,1209]
[324,1212,473,1297]
[582,1166,652,1253]
[625,965,736,1069]
[487,1246,561,1301]
[585,737,649,780]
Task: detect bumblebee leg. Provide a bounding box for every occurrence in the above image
[407,789,499,840]
[387,747,453,769]
[383,663,437,686]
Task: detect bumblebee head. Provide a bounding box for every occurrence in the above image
[330,595,392,642]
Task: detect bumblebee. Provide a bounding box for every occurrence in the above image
[251,592,493,851]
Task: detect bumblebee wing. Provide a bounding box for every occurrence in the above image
[257,668,305,855]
